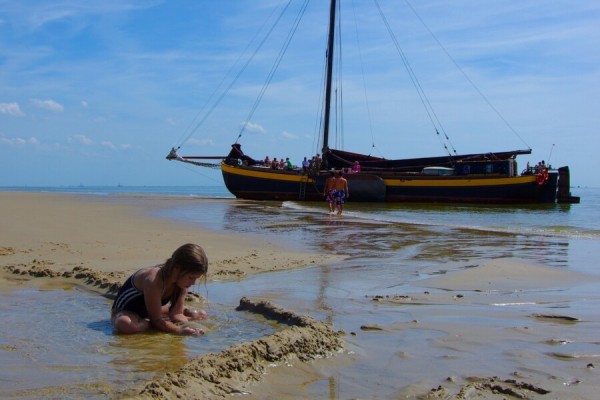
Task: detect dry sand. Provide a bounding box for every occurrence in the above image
[0,192,339,289]
[2,192,599,399]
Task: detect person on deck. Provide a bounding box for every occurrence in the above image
[315,154,322,171]
[351,161,361,173]
[301,157,309,174]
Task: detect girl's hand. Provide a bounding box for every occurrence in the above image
[184,308,207,321]
[180,326,205,336]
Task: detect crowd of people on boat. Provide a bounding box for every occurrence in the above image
[261,154,324,174]
[523,160,551,175]
[253,152,362,215]
[262,156,294,171]
[335,161,361,174]
[259,154,362,177]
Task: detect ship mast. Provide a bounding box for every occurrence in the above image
[322,0,337,155]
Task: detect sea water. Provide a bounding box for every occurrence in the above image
[1,185,599,398]
[0,185,234,198]
[159,185,600,398]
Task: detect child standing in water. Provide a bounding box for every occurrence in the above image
[334,170,349,215]
[324,171,337,214]
[111,243,208,335]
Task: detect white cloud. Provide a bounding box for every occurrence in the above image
[81,100,88,108]
[70,134,93,145]
[188,138,215,146]
[0,102,25,116]
[31,98,64,112]
[281,130,298,140]
[13,1,160,33]
[101,141,116,150]
[242,121,266,135]
[100,141,131,151]
[0,135,39,146]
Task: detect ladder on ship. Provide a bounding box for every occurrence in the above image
[299,180,307,200]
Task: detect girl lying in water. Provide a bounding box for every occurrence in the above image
[111,243,208,335]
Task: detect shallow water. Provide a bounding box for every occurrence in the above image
[0,286,276,399]
[205,262,600,398]
[159,190,598,276]
[154,187,600,398]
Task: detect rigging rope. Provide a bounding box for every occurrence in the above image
[373,0,456,158]
[313,50,329,157]
[334,0,344,151]
[176,0,295,150]
[235,0,310,143]
[403,0,531,151]
[350,0,377,155]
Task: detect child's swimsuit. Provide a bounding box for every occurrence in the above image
[334,190,346,205]
[112,270,171,318]
[326,189,337,202]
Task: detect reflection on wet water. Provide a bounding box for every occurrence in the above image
[150,194,600,397]
[109,332,190,374]
[159,198,583,271]
[0,287,276,399]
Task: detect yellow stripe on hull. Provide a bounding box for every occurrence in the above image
[221,162,315,183]
[384,175,536,188]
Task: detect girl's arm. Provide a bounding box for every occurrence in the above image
[169,289,205,335]
[168,289,188,324]
[184,307,208,320]
[143,274,200,335]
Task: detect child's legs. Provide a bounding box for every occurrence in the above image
[112,310,151,334]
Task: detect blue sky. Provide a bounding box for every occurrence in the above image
[1,0,598,188]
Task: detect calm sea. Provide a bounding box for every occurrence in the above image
[2,185,599,398]
[0,185,233,198]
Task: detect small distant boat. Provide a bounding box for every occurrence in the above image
[168,0,579,204]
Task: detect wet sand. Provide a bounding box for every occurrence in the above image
[2,192,600,399]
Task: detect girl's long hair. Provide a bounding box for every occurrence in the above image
[162,243,208,305]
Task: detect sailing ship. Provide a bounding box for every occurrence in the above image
[167,0,579,204]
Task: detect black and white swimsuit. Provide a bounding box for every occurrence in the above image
[112,269,171,318]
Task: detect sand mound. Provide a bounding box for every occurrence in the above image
[4,263,124,293]
[421,376,551,399]
[135,297,343,399]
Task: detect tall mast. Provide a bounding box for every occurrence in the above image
[322,0,337,154]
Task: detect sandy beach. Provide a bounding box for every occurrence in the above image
[0,192,345,398]
[0,192,340,287]
[2,191,600,399]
